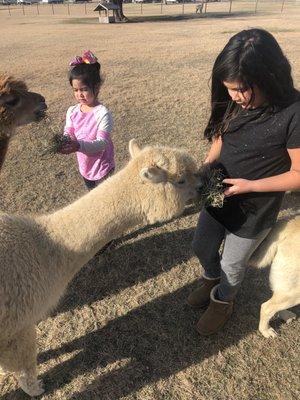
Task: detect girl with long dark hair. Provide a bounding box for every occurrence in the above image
[188,28,300,335]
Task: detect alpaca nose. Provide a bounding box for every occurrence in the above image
[40,100,47,111]
[195,177,205,193]
[38,94,47,108]
[38,95,47,112]
[31,92,47,120]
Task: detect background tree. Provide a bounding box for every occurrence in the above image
[112,0,129,22]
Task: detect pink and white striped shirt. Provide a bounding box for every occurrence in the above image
[64,103,114,181]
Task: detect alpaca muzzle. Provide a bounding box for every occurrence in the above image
[195,163,226,207]
[33,93,47,121]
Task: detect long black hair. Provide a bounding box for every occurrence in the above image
[68,61,103,95]
[204,28,299,140]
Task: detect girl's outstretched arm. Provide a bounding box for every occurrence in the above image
[204,136,222,164]
[223,148,300,196]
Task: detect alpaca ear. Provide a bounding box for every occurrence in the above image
[140,166,167,183]
[129,139,141,158]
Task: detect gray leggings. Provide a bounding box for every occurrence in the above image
[192,209,270,301]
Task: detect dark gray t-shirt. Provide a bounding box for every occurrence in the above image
[207,100,300,238]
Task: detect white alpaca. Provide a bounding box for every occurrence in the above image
[250,215,300,338]
[0,74,47,170]
[0,139,202,396]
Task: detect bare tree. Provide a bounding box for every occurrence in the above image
[112,0,129,22]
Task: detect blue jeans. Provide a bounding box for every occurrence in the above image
[192,209,270,301]
[83,168,115,191]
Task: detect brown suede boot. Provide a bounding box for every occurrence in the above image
[187,275,220,309]
[196,285,233,336]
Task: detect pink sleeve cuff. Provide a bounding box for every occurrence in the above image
[97,130,111,141]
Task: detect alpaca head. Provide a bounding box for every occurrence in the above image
[128,139,203,224]
[0,74,47,139]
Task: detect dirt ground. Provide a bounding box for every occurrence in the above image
[0,4,300,399]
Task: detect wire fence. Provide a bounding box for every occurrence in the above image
[0,0,299,18]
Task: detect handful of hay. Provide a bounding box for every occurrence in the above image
[197,163,226,208]
[42,133,72,155]
[37,116,72,156]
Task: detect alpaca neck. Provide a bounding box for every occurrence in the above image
[43,168,143,261]
[0,137,9,171]
[0,122,13,140]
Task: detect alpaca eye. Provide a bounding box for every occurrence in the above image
[5,97,20,107]
[177,179,186,185]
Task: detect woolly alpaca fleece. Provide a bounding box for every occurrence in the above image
[250,215,300,338]
[0,73,46,170]
[0,139,202,396]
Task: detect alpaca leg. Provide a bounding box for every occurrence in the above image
[259,295,298,338]
[17,369,44,397]
[16,326,44,397]
[0,326,44,397]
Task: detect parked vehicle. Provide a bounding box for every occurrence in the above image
[1,0,17,5]
[132,0,153,3]
[41,0,64,3]
[68,0,91,3]
[17,0,34,4]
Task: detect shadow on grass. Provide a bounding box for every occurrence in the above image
[62,11,255,25]
[55,223,197,314]
[2,216,294,399]
[50,202,200,314]
[2,202,298,398]
[39,270,270,399]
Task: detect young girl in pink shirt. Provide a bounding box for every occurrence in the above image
[59,50,114,190]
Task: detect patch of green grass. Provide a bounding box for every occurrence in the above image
[61,14,202,24]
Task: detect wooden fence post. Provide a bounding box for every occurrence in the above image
[182,1,185,14]
[22,3,25,15]
[254,0,259,13]
[51,3,54,14]
[229,0,232,13]
[36,2,39,15]
[281,0,286,12]
[8,3,11,16]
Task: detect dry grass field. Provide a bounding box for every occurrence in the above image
[1,4,300,399]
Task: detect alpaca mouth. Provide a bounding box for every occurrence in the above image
[35,110,46,121]
[35,103,48,121]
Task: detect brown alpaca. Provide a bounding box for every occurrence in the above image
[0,74,47,170]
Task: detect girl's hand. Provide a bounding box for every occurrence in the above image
[59,140,80,154]
[223,178,255,197]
